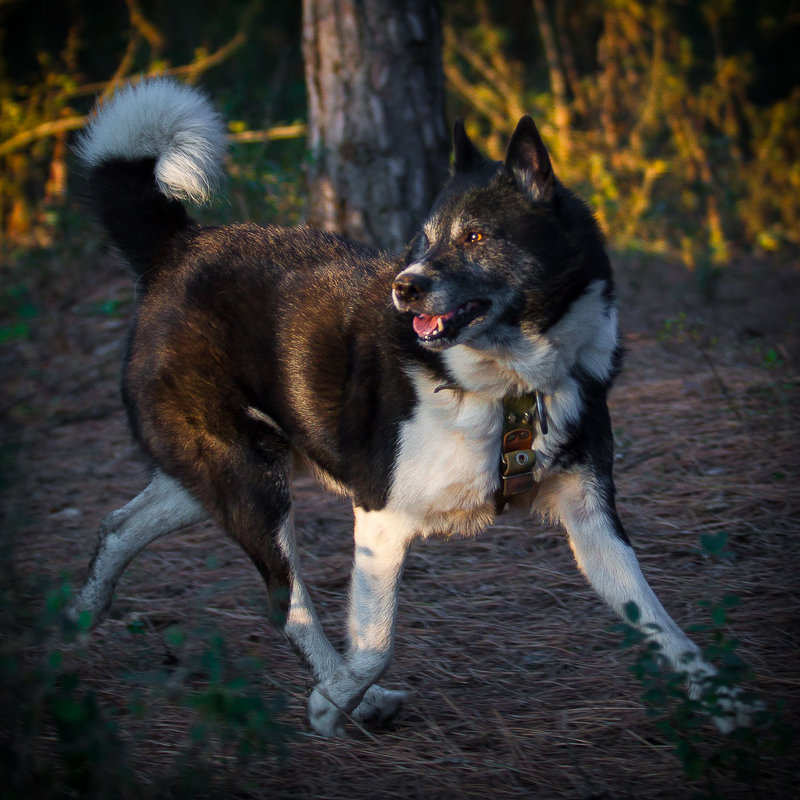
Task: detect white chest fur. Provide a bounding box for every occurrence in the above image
[386,281,619,536]
[387,371,502,536]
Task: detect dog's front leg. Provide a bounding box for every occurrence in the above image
[307,507,414,737]
[544,470,704,668]
[542,469,756,731]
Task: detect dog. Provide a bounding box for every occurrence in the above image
[68,78,752,737]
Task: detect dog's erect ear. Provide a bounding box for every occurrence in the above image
[453,118,486,173]
[504,116,553,202]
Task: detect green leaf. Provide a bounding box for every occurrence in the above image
[711,605,727,626]
[624,601,641,623]
[76,609,93,632]
[49,694,88,725]
[164,625,185,649]
[0,322,30,343]
[700,531,729,556]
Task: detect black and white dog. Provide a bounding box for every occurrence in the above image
[70,79,750,736]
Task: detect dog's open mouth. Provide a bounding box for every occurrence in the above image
[412,299,491,344]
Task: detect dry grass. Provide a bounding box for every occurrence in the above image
[2,252,799,798]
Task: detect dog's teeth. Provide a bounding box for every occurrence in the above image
[436,317,445,333]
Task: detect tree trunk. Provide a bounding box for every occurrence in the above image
[302,0,450,252]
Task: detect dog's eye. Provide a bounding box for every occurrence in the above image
[465,231,484,244]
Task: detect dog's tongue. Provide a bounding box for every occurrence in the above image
[413,310,454,337]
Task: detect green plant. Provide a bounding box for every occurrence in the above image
[658,311,690,342]
[0,284,39,343]
[761,347,784,369]
[156,624,292,766]
[614,535,793,798]
[0,579,291,799]
[0,581,135,799]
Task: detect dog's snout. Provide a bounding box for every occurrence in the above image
[392,271,432,305]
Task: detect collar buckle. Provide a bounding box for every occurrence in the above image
[495,391,547,510]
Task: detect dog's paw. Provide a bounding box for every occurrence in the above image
[307,686,346,737]
[708,687,766,734]
[687,673,765,733]
[352,686,408,725]
[63,585,110,631]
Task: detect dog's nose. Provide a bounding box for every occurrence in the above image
[392,271,432,305]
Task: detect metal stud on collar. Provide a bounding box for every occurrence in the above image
[496,391,549,507]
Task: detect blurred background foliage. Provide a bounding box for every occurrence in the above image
[0,0,798,272]
[446,0,800,275]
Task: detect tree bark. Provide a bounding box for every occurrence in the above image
[302,0,450,252]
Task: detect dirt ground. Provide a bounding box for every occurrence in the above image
[2,245,799,799]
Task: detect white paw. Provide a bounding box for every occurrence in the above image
[352,686,408,725]
[307,687,346,737]
[708,687,765,734]
[63,584,111,629]
[687,672,764,733]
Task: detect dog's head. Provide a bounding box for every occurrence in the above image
[392,117,612,355]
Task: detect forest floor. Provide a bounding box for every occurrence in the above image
[2,243,799,799]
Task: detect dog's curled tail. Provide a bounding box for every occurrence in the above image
[76,78,226,277]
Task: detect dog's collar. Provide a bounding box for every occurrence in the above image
[494,391,549,514]
[495,391,547,510]
[432,381,547,511]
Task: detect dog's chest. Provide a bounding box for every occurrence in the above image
[388,381,502,534]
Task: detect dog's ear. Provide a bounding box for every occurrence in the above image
[504,116,553,203]
[453,118,486,173]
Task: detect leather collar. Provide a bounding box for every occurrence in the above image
[495,391,548,511]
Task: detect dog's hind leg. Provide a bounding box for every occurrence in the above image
[67,469,206,627]
[307,507,414,737]
[143,420,403,735]
[185,460,407,735]
[541,469,756,732]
